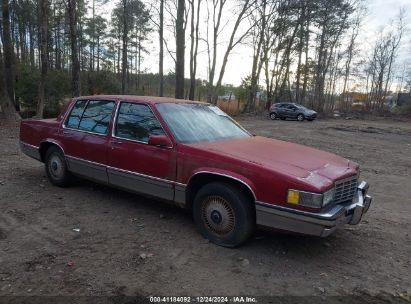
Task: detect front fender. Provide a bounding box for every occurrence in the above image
[187,167,257,201]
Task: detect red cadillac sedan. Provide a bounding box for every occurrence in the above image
[19,96,372,247]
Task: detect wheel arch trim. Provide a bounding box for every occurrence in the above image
[186,170,257,202]
[39,139,66,161]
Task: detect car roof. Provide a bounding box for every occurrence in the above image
[75,95,207,105]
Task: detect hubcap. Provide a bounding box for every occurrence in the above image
[298,115,303,121]
[210,210,222,224]
[201,196,235,236]
[270,114,276,119]
[49,155,63,179]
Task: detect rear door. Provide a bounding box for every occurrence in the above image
[107,101,176,201]
[60,99,116,183]
[276,103,286,116]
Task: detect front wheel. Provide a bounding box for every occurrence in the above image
[297,114,305,121]
[193,182,255,247]
[45,146,73,187]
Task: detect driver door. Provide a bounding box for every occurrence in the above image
[107,101,176,201]
[285,104,297,118]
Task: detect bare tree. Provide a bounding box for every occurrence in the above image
[341,6,364,111]
[367,9,405,110]
[68,0,81,97]
[121,0,128,93]
[188,0,201,100]
[206,0,255,104]
[312,0,352,111]
[382,9,405,104]
[175,0,185,99]
[244,0,268,112]
[1,0,18,119]
[159,0,164,96]
[37,0,49,118]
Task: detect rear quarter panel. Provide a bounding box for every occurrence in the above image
[19,99,72,147]
[20,119,61,147]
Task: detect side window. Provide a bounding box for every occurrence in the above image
[78,100,115,134]
[66,100,88,129]
[115,103,165,142]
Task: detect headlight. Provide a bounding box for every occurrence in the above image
[323,188,335,206]
[287,188,335,208]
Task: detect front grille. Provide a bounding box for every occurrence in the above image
[333,175,358,204]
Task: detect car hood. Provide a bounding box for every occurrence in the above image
[304,109,317,115]
[187,136,358,188]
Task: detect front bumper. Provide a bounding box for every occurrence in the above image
[255,181,372,237]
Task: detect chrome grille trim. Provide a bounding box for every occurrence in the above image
[333,175,358,204]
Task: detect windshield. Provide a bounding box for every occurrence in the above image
[156,103,251,144]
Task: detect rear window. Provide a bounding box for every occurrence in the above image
[65,100,115,135]
[66,100,88,129]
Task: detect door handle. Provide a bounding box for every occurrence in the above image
[62,130,74,137]
[110,140,123,145]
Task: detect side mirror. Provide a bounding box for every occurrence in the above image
[148,135,172,149]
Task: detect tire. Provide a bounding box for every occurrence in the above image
[193,182,255,247]
[297,114,305,121]
[45,146,72,187]
[269,112,277,120]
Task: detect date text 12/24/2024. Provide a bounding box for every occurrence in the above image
[149,296,257,303]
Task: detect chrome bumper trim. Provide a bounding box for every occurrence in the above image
[255,181,372,237]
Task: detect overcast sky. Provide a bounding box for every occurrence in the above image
[111,0,411,87]
[362,0,411,57]
[220,0,411,86]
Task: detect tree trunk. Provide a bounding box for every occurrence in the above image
[97,35,100,72]
[214,0,251,103]
[175,0,185,99]
[91,0,95,71]
[159,0,164,97]
[245,0,266,113]
[68,0,80,97]
[301,14,310,104]
[295,4,306,103]
[188,0,201,100]
[37,0,49,118]
[121,0,128,94]
[1,0,18,118]
[29,21,35,68]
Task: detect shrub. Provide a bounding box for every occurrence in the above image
[15,64,39,109]
[391,103,411,115]
[86,70,121,95]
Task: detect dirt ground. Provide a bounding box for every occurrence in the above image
[0,115,410,303]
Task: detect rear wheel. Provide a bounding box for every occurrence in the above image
[45,146,72,187]
[193,182,255,247]
[269,112,277,120]
[297,114,305,121]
